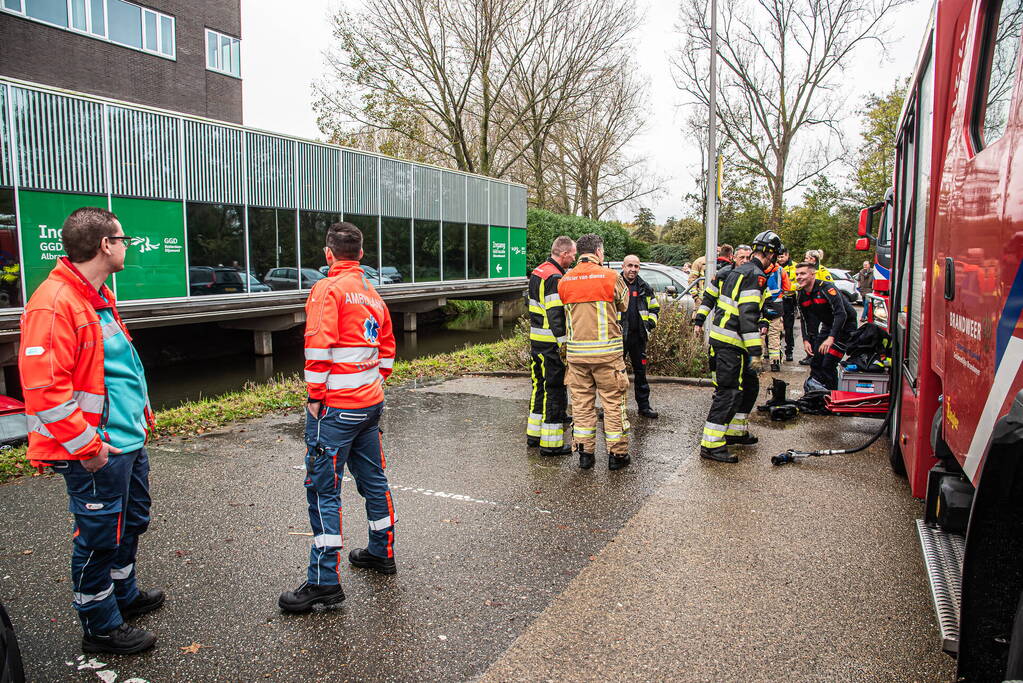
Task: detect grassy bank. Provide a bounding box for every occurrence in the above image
[0,331,531,484]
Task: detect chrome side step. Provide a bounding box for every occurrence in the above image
[917,519,966,655]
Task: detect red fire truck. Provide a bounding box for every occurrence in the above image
[854,0,1023,678]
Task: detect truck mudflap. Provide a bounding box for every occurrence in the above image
[954,389,1023,682]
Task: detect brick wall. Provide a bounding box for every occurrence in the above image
[0,0,242,123]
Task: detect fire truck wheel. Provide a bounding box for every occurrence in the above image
[1007,591,1023,679]
[889,440,906,477]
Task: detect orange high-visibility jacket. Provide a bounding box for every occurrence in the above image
[20,257,154,466]
[558,255,629,363]
[304,260,396,408]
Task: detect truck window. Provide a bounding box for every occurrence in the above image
[974,0,1023,148]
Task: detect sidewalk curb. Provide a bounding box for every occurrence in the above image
[463,371,714,386]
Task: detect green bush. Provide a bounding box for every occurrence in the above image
[641,299,710,377]
[526,208,647,269]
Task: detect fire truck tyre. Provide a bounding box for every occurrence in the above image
[0,601,25,683]
[1006,591,1023,679]
[889,440,906,477]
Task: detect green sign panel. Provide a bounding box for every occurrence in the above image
[489,226,509,278]
[18,190,107,296]
[509,228,526,277]
[111,197,187,300]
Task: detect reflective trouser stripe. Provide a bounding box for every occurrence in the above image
[604,431,625,442]
[110,564,134,580]
[701,421,727,448]
[540,423,563,448]
[726,412,749,436]
[527,412,542,437]
[573,427,596,438]
[369,516,394,531]
[73,584,114,606]
[313,534,343,548]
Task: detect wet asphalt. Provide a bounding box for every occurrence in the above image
[0,366,954,682]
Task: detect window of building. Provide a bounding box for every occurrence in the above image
[381,217,411,284]
[299,211,341,276]
[343,214,380,281]
[206,28,241,78]
[248,207,297,290]
[974,0,1023,148]
[443,222,466,280]
[2,0,175,58]
[0,189,22,309]
[414,220,440,282]
[186,203,247,295]
[467,224,487,279]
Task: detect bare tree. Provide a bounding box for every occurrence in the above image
[675,0,910,230]
[315,0,638,180]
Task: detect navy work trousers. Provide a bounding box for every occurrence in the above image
[51,448,150,635]
[303,401,395,585]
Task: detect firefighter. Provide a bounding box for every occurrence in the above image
[699,231,782,463]
[279,222,398,613]
[779,249,798,361]
[558,233,631,471]
[692,244,735,331]
[20,208,160,655]
[804,249,834,281]
[619,255,660,419]
[795,260,857,390]
[526,236,576,455]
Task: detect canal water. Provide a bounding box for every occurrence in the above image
[138,307,522,410]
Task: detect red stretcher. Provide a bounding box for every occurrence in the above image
[825,391,890,416]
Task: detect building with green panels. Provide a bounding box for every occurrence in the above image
[0,78,528,313]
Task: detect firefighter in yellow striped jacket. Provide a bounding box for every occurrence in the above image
[699,230,783,463]
[526,236,577,456]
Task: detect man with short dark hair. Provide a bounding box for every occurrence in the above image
[527,236,576,455]
[279,222,398,613]
[619,255,659,418]
[559,234,631,470]
[795,261,857,389]
[20,207,161,655]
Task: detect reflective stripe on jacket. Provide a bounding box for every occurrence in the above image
[620,275,660,344]
[20,257,154,465]
[528,258,567,346]
[304,260,396,408]
[708,260,769,356]
[694,257,734,325]
[558,255,628,363]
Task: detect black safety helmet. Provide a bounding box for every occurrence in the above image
[752,230,783,262]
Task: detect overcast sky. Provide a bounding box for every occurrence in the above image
[240,0,933,223]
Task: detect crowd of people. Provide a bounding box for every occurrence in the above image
[17,206,868,655]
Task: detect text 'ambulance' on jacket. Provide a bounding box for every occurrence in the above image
[708,260,770,356]
[20,257,155,466]
[557,255,629,363]
[528,258,567,346]
[304,260,397,408]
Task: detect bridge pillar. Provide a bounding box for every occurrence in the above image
[254,330,273,356]
[219,312,306,357]
[403,311,418,333]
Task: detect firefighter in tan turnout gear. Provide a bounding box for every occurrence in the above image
[558,233,632,471]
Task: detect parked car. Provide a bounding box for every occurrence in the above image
[380,266,404,283]
[0,395,27,446]
[607,261,702,318]
[318,264,394,284]
[189,267,249,295]
[246,273,271,293]
[827,268,863,304]
[264,267,325,290]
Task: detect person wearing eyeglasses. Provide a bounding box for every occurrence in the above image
[19,207,161,656]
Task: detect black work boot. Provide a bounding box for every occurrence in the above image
[539,443,573,456]
[577,444,595,470]
[608,452,631,471]
[278,582,346,613]
[82,623,157,655]
[527,436,540,448]
[349,547,397,575]
[638,406,659,419]
[120,589,165,621]
[785,351,793,362]
[799,356,812,366]
[726,433,759,446]
[770,360,781,373]
[700,445,738,463]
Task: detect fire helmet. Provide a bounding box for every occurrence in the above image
[752,230,784,258]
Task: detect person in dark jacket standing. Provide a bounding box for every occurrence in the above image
[699,231,782,463]
[526,236,577,455]
[692,244,734,331]
[619,255,660,418]
[795,261,857,389]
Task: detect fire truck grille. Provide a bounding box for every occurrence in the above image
[916,519,966,654]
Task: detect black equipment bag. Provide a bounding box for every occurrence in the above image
[0,602,25,683]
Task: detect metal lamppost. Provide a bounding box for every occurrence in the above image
[704,0,719,324]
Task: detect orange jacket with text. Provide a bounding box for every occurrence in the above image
[304,260,397,408]
[557,255,629,364]
[20,257,154,466]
